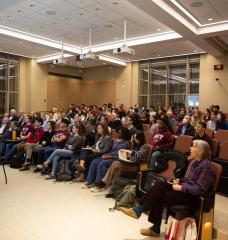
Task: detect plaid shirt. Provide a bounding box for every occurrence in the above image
[181,159,215,196]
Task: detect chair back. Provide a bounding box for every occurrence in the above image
[174,135,193,153]
[142,124,150,132]
[214,130,228,144]
[172,125,178,135]
[211,162,222,192]
[211,138,219,158]
[140,144,153,171]
[144,131,154,144]
[205,128,214,138]
[218,141,228,161]
[159,160,177,180]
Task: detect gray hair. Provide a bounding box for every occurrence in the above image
[192,140,211,160]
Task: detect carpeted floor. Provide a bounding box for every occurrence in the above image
[0,166,167,240]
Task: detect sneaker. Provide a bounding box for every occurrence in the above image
[33,167,41,173]
[119,207,139,219]
[19,165,30,171]
[140,227,160,237]
[90,186,106,193]
[81,183,94,189]
[105,193,114,198]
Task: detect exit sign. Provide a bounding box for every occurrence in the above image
[214,64,223,70]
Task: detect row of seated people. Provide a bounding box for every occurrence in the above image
[0,108,220,238]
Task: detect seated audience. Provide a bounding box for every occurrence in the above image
[19,117,45,170]
[120,140,215,237]
[149,118,174,170]
[4,115,34,163]
[31,121,56,172]
[124,116,137,135]
[176,115,195,136]
[216,111,226,130]
[36,119,70,170]
[207,111,218,131]
[102,130,148,196]
[83,126,131,189]
[75,123,112,182]
[191,109,202,128]
[193,121,212,148]
[42,123,86,179]
[0,116,10,137]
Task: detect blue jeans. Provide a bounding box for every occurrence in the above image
[37,146,58,165]
[47,149,73,173]
[86,158,114,184]
[148,150,163,170]
[4,142,23,162]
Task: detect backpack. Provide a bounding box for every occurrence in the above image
[10,152,25,169]
[154,150,189,179]
[111,177,136,198]
[165,216,197,240]
[56,159,74,181]
[110,185,136,211]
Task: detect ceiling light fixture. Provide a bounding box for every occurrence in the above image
[114,37,118,40]
[30,3,36,8]
[95,8,100,11]
[7,16,12,19]
[79,13,84,16]
[157,28,161,31]
[99,55,127,66]
[113,2,118,5]
[103,24,113,29]
[208,18,213,21]
[17,10,23,14]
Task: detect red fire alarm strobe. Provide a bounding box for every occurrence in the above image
[214,64,224,70]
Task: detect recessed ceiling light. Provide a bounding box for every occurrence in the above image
[194,50,198,52]
[190,1,203,7]
[95,8,100,11]
[113,2,118,5]
[7,15,12,19]
[103,24,113,29]
[46,10,56,15]
[79,13,84,16]
[157,54,161,57]
[65,17,70,20]
[157,28,161,31]
[30,3,36,8]
[208,18,213,21]
[103,63,107,65]
[114,37,118,40]
[52,22,57,25]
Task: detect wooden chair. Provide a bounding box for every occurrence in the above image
[213,141,228,195]
[172,125,178,135]
[214,130,228,144]
[174,135,193,153]
[211,138,219,158]
[144,131,154,144]
[142,124,150,132]
[205,128,214,138]
[168,161,222,240]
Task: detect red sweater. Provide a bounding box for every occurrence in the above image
[149,128,174,151]
[27,127,45,144]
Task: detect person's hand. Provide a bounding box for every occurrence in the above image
[68,145,73,150]
[92,149,99,153]
[172,184,182,191]
[42,141,46,145]
[173,179,180,185]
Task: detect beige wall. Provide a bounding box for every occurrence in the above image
[19,58,47,112]
[47,76,82,110]
[200,54,228,112]
[115,62,139,108]
[19,61,139,111]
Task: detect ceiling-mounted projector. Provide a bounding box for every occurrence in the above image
[78,53,98,61]
[53,56,69,65]
[113,44,135,55]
